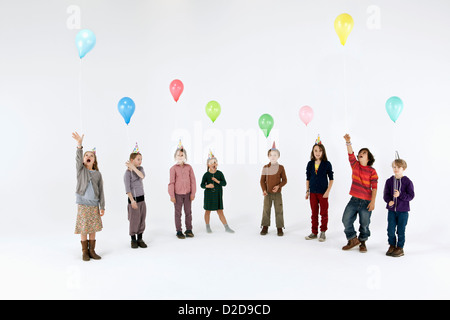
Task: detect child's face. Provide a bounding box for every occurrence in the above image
[393,164,405,177]
[132,154,142,167]
[175,150,186,163]
[358,150,368,164]
[268,150,279,163]
[208,159,218,171]
[83,152,96,167]
[313,145,323,161]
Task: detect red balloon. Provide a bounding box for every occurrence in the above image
[170,79,184,102]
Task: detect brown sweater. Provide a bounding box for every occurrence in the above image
[260,162,287,193]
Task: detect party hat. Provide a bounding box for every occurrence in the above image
[177,139,184,150]
[91,147,96,154]
[208,149,215,160]
[271,141,277,150]
[315,134,322,145]
[132,142,140,153]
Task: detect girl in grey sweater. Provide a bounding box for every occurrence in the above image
[72,132,105,261]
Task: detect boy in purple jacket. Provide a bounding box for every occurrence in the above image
[383,158,415,257]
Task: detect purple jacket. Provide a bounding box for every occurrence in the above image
[383,176,415,212]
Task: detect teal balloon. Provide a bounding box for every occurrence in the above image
[118,97,135,125]
[258,114,274,138]
[385,96,404,123]
[76,29,96,59]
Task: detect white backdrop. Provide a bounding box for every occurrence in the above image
[1,0,450,300]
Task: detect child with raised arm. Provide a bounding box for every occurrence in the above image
[72,132,105,261]
[260,142,287,236]
[124,143,147,249]
[201,151,234,233]
[383,158,414,257]
[168,141,196,239]
[341,134,378,253]
[305,135,334,242]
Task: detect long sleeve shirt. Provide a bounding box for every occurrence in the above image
[306,160,334,194]
[383,175,415,212]
[260,162,287,194]
[348,153,378,201]
[124,166,145,197]
[168,163,197,198]
[75,147,105,210]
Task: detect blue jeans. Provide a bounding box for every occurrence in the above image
[387,210,409,248]
[342,197,372,241]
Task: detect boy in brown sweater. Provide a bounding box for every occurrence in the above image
[260,142,288,236]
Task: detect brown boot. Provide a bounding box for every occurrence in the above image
[277,228,284,236]
[81,240,90,261]
[386,245,396,256]
[391,247,404,257]
[88,240,102,260]
[342,237,360,250]
[260,226,268,235]
[359,241,367,253]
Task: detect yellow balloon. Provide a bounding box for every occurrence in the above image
[334,13,354,46]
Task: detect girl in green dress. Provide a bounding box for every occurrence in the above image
[200,152,234,233]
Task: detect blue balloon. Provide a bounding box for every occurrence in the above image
[76,29,96,59]
[385,96,403,123]
[118,97,135,125]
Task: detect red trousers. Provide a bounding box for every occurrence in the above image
[309,193,329,234]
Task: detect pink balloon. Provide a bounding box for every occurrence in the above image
[299,105,314,126]
[169,79,184,102]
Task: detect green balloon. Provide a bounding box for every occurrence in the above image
[258,113,274,138]
[205,100,221,123]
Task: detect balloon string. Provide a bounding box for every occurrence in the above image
[126,124,131,147]
[79,59,83,133]
[343,48,348,131]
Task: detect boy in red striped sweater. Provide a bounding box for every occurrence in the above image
[342,134,378,252]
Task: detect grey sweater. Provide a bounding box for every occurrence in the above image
[76,147,105,210]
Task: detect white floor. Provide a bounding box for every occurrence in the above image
[2,211,450,300]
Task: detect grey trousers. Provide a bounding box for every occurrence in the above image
[128,201,147,236]
[261,192,284,228]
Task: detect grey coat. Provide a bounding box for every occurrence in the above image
[76,147,105,210]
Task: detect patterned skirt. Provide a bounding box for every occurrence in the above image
[74,204,103,234]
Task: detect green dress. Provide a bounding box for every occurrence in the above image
[201,170,227,210]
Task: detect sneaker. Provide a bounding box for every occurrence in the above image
[386,245,396,256]
[342,237,360,250]
[305,233,317,240]
[185,230,194,238]
[176,231,185,239]
[319,232,326,242]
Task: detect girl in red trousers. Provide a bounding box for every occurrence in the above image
[305,135,334,242]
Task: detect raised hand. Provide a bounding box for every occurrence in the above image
[72,132,84,146]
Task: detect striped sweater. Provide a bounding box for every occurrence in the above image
[348,153,378,201]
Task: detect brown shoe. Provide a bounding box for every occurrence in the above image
[359,241,367,253]
[342,237,360,250]
[81,240,90,261]
[88,240,102,260]
[260,226,268,235]
[391,247,404,257]
[386,245,396,256]
[277,228,284,236]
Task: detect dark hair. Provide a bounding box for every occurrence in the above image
[358,148,375,166]
[310,144,328,162]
